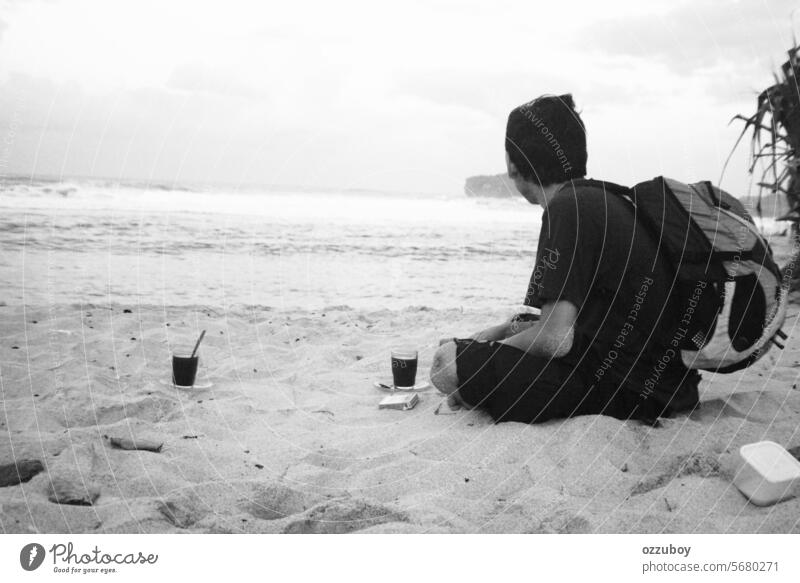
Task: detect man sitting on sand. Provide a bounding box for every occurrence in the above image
[430,94,701,424]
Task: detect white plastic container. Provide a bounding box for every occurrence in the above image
[733,441,800,506]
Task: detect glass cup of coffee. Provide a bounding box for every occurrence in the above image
[172,352,199,387]
[391,348,418,389]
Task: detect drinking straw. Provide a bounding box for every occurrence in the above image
[190,330,206,358]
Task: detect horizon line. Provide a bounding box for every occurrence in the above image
[0,171,461,198]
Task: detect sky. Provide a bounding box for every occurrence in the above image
[0,0,798,195]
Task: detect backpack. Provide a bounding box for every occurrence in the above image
[579,176,788,373]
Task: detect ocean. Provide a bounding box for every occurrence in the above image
[2,177,788,312]
[0,178,544,311]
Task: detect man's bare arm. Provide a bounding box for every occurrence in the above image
[499,300,577,358]
[466,315,540,343]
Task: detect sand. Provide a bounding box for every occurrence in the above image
[2,301,800,534]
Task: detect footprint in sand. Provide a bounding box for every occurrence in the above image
[242,483,318,521]
[59,394,180,428]
[302,448,354,471]
[630,453,721,496]
[530,509,593,534]
[156,493,205,530]
[282,499,408,534]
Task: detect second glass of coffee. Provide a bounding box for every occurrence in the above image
[391,349,418,389]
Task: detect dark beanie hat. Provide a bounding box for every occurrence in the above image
[505,94,587,186]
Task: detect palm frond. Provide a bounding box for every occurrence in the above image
[726,42,800,219]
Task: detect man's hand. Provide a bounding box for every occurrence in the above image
[467,315,539,343]
[500,300,576,358]
[469,322,509,342]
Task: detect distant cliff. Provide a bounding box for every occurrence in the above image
[464,173,519,198]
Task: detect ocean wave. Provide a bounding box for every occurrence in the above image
[0,234,531,260]
[0,177,537,224]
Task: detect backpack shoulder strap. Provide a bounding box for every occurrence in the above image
[571,178,633,201]
[701,181,723,208]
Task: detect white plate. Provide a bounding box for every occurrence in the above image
[373,380,432,392]
[160,379,214,390]
[175,381,213,390]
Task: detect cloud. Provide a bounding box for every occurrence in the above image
[390,63,649,128]
[0,18,7,42]
[391,69,572,119]
[0,71,502,193]
[166,63,268,101]
[0,0,781,194]
[580,0,798,75]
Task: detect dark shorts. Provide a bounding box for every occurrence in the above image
[454,339,669,424]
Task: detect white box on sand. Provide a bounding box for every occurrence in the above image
[378,393,419,411]
[733,441,800,506]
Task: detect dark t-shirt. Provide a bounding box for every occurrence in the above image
[524,180,700,412]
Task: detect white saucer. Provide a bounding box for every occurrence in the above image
[175,381,213,390]
[374,380,432,392]
[160,379,214,390]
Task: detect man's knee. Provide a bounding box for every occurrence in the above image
[430,341,459,395]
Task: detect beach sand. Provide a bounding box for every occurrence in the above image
[2,300,800,534]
